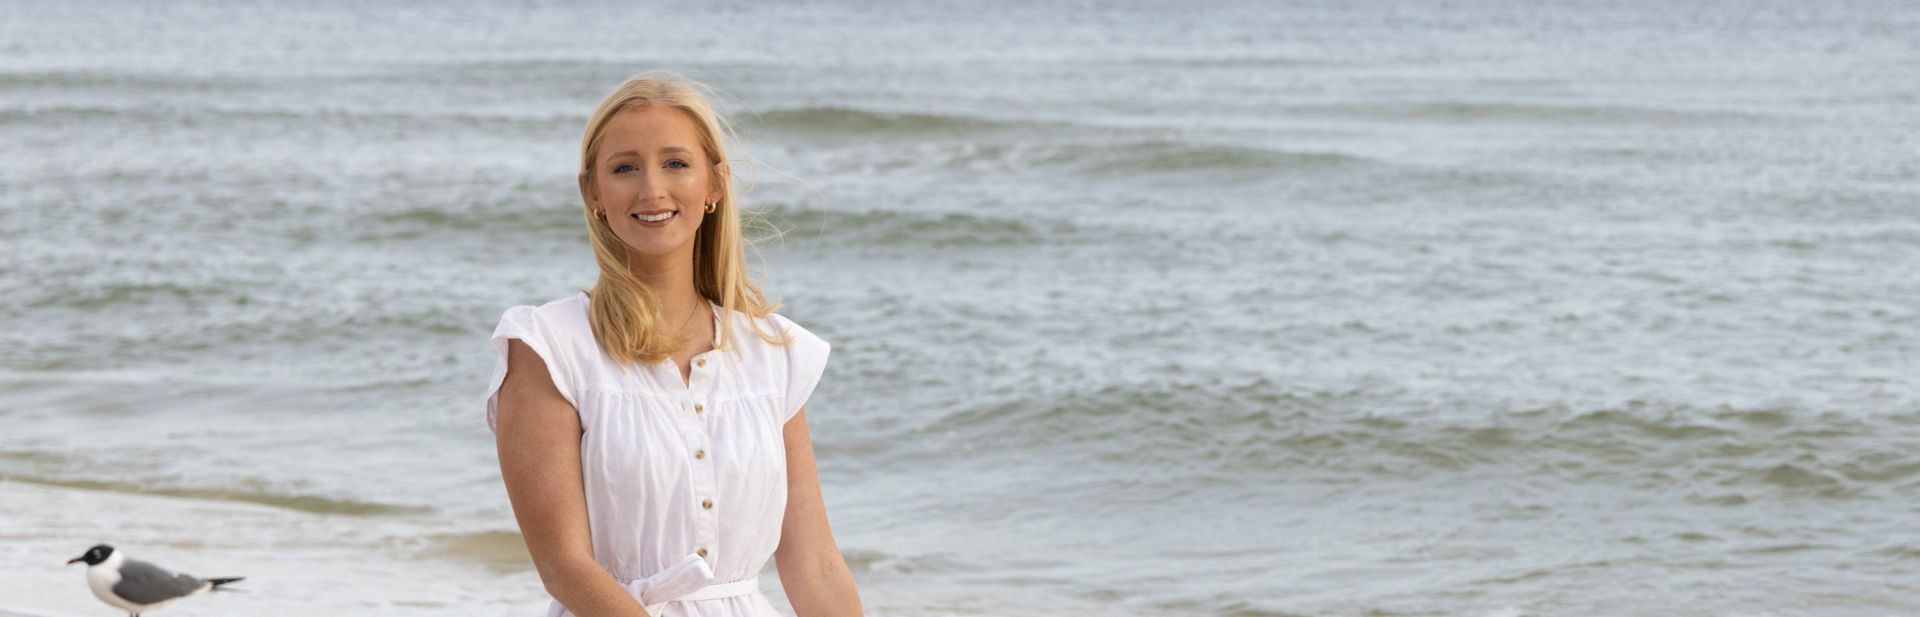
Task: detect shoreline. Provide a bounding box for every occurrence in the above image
[0,479,549,616]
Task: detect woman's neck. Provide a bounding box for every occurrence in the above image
[625,250,707,322]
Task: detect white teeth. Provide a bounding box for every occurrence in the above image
[634,211,676,222]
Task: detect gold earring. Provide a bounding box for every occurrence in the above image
[705,201,717,213]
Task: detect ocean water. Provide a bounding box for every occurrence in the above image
[2,0,1918,615]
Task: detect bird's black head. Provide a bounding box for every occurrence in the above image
[68,544,114,566]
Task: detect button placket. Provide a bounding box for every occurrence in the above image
[684,347,718,566]
[676,300,723,567]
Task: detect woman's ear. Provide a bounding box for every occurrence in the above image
[578,171,596,206]
[707,161,730,205]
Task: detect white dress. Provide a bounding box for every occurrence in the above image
[483,291,831,617]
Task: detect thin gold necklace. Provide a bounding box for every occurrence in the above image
[670,298,706,341]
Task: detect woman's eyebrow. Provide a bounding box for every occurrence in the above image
[605,146,694,161]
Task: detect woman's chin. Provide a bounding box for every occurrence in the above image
[613,235,695,260]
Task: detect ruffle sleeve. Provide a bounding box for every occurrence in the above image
[778,317,831,425]
[484,305,579,433]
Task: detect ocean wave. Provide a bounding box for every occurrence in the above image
[1077,140,1370,176]
[369,203,584,239]
[0,101,573,129]
[20,281,209,311]
[912,379,1920,500]
[741,106,1020,135]
[755,203,1079,248]
[422,530,533,571]
[1866,542,1920,561]
[1,475,429,516]
[1283,100,1782,127]
[840,547,972,575]
[1116,52,1337,69]
[759,135,1377,184]
[0,69,232,90]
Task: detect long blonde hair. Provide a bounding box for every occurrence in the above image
[577,71,788,365]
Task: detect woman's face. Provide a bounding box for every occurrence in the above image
[581,105,723,260]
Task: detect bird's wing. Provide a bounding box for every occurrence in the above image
[112,559,206,605]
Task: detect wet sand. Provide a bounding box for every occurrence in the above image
[0,479,551,616]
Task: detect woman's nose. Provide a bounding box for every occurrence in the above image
[634,172,670,204]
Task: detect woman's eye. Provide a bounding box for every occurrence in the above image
[612,163,636,173]
[665,160,689,169]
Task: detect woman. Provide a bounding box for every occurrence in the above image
[483,73,863,617]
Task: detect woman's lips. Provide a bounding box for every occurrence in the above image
[632,210,678,227]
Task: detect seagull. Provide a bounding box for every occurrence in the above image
[67,544,244,616]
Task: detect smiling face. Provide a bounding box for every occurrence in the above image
[580,105,726,261]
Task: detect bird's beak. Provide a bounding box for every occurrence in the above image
[67,556,83,565]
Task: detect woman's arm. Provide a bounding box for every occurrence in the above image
[774,407,865,617]
[496,339,652,617]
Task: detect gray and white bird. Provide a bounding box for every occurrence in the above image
[66,544,244,616]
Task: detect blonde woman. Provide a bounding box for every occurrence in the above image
[483,73,863,617]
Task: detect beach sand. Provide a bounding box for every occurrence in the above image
[0,479,552,616]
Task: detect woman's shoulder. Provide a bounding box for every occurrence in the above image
[735,309,821,342]
[750,310,831,421]
[494,292,593,347]
[506,291,590,325]
[717,307,827,360]
[758,310,806,335]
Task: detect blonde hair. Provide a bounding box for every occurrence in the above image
[577,71,788,366]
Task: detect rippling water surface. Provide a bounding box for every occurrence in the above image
[2,1,1918,615]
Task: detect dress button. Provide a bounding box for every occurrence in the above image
[696,359,706,367]
[694,403,704,413]
[697,548,708,557]
[702,499,713,509]
[695,449,706,459]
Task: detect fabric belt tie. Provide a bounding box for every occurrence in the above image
[619,553,761,616]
